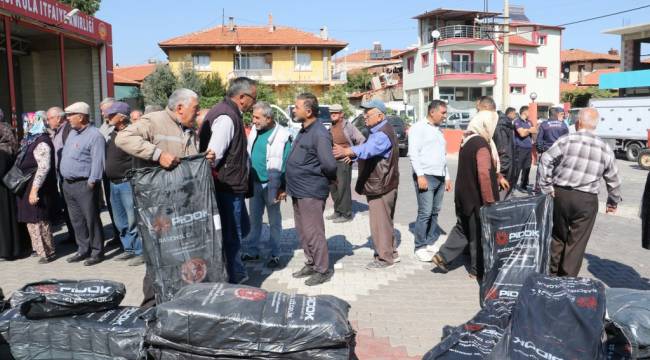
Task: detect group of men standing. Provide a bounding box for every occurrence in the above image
[46,76,623,305]
[45,100,146,267]
[415,96,622,280]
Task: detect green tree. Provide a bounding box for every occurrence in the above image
[277,84,311,108]
[345,70,373,93]
[256,82,278,105]
[322,85,354,117]
[199,73,226,108]
[561,87,616,107]
[176,58,204,96]
[140,64,177,108]
[60,0,101,15]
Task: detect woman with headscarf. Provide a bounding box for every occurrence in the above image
[15,111,58,263]
[0,109,31,261]
[432,96,509,279]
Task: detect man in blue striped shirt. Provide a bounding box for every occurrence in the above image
[408,100,452,262]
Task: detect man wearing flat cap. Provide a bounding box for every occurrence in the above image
[327,104,365,223]
[104,102,143,266]
[333,99,400,270]
[59,101,106,266]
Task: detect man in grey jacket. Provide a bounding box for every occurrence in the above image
[286,93,337,286]
[327,104,365,223]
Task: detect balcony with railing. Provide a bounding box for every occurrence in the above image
[232,69,273,79]
[435,25,492,41]
[436,61,495,80]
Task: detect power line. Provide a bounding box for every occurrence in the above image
[560,4,650,26]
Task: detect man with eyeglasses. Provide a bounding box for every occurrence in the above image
[333,99,400,270]
[199,77,257,284]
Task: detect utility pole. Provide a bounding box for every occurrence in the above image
[501,0,510,111]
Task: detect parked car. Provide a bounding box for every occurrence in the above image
[441,111,472,129]
[287,105,332,129]
[352,114,409,157]
[272,104,333,138]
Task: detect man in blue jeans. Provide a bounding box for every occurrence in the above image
[104,102,143,266]
[241,101,292,268]
[407,100,452,262]
[202,77,258,284]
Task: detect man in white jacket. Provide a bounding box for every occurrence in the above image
[241,101,292,268]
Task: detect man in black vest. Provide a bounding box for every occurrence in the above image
[333,100,400,270]
[200,77,257,284]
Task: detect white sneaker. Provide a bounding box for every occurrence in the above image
[415,248,434,262]
[425,237,446,254]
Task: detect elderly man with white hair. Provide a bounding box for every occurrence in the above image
[241,101,292,269]
[115,88,215,307]
[46,106,75,243]
[538,107,621,277]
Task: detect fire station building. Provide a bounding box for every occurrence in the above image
[1,0,113,128]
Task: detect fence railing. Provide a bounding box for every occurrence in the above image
[436,61,494,75]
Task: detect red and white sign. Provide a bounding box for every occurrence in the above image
[0,0,111,42]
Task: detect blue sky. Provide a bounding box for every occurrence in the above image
[96,0,650,66]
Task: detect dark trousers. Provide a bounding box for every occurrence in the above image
[292,197,329,273]
[329,161,353,218]
[367,188,398,265]
[550,187,598,277]
[102,176,120,243]
[216,192,250,283]
[438,208,483,277]
[62,180,105,257]
[413,175,445,250]
[57,177,75,241]
[512,146,532,189]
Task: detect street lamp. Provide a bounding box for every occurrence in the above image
[529,92,538,103]
[430,29,442,110]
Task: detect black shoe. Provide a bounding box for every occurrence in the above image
[292,265,317,278]
[114,252,136,261]
[241,253,260,262]
[325,212,341,220]
[38,255,56,264]
[84,256,103,266]
[266,256,280,268]
[305,270,334,286]
[332,215,353,223]
[67,253,87,263]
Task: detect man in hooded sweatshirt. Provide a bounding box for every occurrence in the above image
[493,107,515,200]
[432,96,509,279]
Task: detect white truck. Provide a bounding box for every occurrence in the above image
[587,97,650,162]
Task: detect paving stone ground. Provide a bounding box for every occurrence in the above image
[1,155,648,358]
